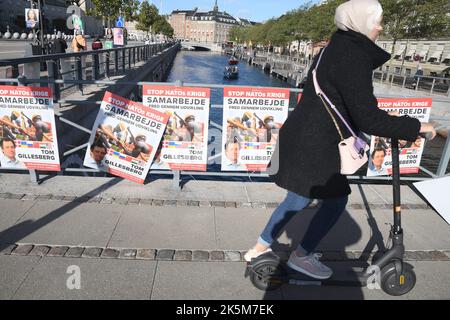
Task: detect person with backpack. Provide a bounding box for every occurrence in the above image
[71,31,87,53]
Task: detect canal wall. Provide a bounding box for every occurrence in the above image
[230,51,308,88]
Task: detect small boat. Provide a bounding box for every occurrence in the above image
[224,66,239,79]
[228,56,239,65]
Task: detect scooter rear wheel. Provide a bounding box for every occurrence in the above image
[381,263,416,296]
[249,260,285,291]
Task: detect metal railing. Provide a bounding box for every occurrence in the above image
[372,71,450,97]
[232,50,450,96]
[0,42,176,100]
[0,77,449,188]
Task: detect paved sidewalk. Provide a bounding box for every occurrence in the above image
[0,173,449,299]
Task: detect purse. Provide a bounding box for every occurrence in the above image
[312,46,369,175]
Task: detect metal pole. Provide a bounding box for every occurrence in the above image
[105,52,110,77]
[38,0,45,54]
[76,56,83,93]
[128,48,131,69]
[93,53,99,80]
[122,48,126,72]
[391,138,402,235]
[171,79,184,190]
[18,75,40,184]
[430,78,436,95]
[115,50,119,74]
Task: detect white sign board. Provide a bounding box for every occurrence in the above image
[414,177,450,225]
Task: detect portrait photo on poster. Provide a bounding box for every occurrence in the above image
[25,8,39,29]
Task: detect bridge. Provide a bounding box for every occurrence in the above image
[180,41,222,52]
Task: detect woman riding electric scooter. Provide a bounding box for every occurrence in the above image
[244,0,436,284]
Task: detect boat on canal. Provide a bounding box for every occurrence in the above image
[228,56,239,65]
[224,65,239,80]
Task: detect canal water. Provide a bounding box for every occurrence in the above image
[165,50,449,178]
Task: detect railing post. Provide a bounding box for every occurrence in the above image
[122,49,126,72]
[133,47,136,65]
[128,48,132,69]
[172,170,181,190]
[430,78,436,94]
[17,75,39,184]
[93,53,100,80]
[415,77,420,91]
[436,131,450,177]
[50,59,61,101]
[115,50,119,75]
[76,56,83,94]
[106,52,110,78]
[11,64,19,86]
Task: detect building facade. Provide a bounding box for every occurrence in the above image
[376,39,450,78]
[0,0,103,35]
[169,1,254,44]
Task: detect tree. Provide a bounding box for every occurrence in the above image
[122,0,140,22]
[88,0,139,27]
[381,0,450,51]
[380,0,450,71]
[136,0,159,36]
[153,16,174,39]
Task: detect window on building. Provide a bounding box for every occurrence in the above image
[395,67,401,74]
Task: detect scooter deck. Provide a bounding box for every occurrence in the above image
[282,265,370,287]
[247,255,372,288]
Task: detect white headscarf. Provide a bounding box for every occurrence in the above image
[335,0,383,39]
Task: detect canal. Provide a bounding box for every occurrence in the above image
[167,50,293,104]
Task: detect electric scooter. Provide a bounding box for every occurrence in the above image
[245,134,432,296]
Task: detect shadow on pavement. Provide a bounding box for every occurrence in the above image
[0,177,122,251]
[255,187,390,300]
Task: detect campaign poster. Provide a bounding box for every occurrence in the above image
[25,9,39,29]
[113,28,124,46]
[0,86,60,171]
[221,87,290,172]
[143,85,210,171]
[367,98,432,177]
[83,91,168,184]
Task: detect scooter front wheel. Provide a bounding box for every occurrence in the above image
[381,262,416,296]
[249,260,285,291]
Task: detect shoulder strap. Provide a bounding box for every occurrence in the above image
[313,47,358,139]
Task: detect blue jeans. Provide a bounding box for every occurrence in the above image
[259,191,348,254]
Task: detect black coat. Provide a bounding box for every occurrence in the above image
[52,38,67,54]
[269,30,421,199]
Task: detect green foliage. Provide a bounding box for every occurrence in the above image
[136,0,159,34]
[153,16,174,38]
[135,0,173,38]
[232,0,450,47]
[380,0,450,42]
[88,0,138,23]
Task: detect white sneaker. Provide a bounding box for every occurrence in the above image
[244,248,272,262]
[287,252,333,280]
